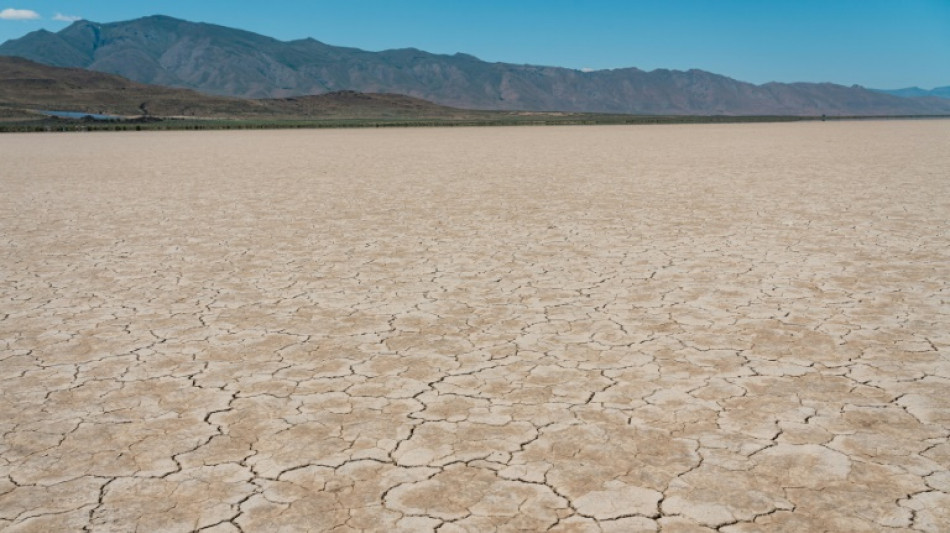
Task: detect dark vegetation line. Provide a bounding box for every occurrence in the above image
[2,114,945,133]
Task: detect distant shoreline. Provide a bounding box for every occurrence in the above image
[2,113,948,133]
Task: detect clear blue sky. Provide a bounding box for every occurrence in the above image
[2,0,949,89]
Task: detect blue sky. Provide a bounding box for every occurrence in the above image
[1,1,948,89]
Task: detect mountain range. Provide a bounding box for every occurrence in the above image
[872,86,950,99]
[2,15,949,116]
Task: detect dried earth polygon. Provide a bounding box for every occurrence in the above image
[1,121,949,531]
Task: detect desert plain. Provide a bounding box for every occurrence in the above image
[1,121,949,532]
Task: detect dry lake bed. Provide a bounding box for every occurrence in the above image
[1,121,949,532]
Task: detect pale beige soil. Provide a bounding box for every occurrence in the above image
[1,121,949,532]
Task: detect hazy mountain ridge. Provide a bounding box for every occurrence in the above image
[2,15,949,116]
[871,86,950,99]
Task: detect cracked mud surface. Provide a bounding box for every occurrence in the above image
[1,121,949,532]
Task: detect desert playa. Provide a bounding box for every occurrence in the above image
[1,121,949,531]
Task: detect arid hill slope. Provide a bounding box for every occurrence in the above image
[0,55,474,119]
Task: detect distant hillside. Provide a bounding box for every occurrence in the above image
[0,55,473,119]
[3,15,949,116]
[871,86,950,99]
[0,55,263,117]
